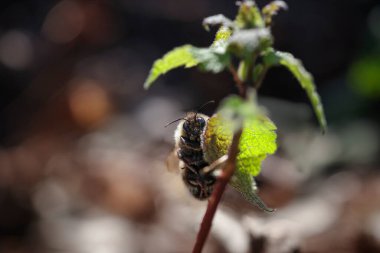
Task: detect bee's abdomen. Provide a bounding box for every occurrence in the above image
[182,166,215,199]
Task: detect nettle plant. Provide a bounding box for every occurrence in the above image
[144,1,326,252]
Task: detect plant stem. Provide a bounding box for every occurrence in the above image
[193,59,248,253]
[192,130,243,253]
[228,64,247,98]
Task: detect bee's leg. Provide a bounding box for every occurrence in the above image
[185,165,199,175]
[203,155,228,174]
[179,136,202,150]
[177,149,207,167]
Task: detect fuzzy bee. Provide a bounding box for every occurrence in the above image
[173,112,218,199]
[167,103,276,212]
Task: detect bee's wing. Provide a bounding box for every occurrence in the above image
[166,149,181,173]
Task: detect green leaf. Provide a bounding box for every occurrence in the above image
[211,26,232,48]
[144,45,198,89]
[202,91,277,176]
[201,92,277,211]
[189,47,230,73]
[216,91,261,132]
[202,115,276,212]
[230,170,275,212]
[211,92,277,176]
[238,115,277,176]
[262,0,288,27]
[185,26,232,74]
[238,60,249,82]
[144,25,233,89]
[263,49,327,132]
[228,28,272,58]
[203,14,234,31]
[235,0,265,29]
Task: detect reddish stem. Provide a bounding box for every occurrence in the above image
[192,130,242,253]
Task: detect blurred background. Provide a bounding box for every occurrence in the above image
[0,0,379,252]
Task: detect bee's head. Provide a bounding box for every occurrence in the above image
[167,101,214,142]
[182,113,207,141]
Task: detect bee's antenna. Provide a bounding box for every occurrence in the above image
[197,100,215,112]
[195,100,215,119]
[165,118,189,128]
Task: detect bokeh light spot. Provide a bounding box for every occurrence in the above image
[68,79,112,129]
[42,0,85,44]
[0,30,33,70]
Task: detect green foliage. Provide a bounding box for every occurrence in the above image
[348,55,380,98]
[216,91,260,132]
[144,26,232,88]
[143,1,274,88]
[235,0,264,28]
[202,92,277,211]
[143,45,198,89]
[209,92,277,176]
[144,1,327,133]
[211,26,232,48]
[262,0,288,27]
[189,47,230,73]
[190,26,233,73]
[203,14,233,31]
[203,92,277,175]
[230,170,274,212]
[238,115,277,176]
[263,49,327,132]
[228,28,272,57]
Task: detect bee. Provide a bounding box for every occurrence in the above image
[174,112,218,199]
[165,102,217,198]
[166,102,275,212]
[166,101,224,199]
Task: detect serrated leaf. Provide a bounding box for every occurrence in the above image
[230,170,274,212]
[201,93,277,211]
[238,115,277,176]
[211,26,232,48]
[263,49,327,132]
[235,0,264,29]
[262,0,288,27]
[144,45,198,89]
[203,14,234,31]
[228,28,272,57]
[202,92,277,177]
[189,47,230,73]
[188,26,232,74]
